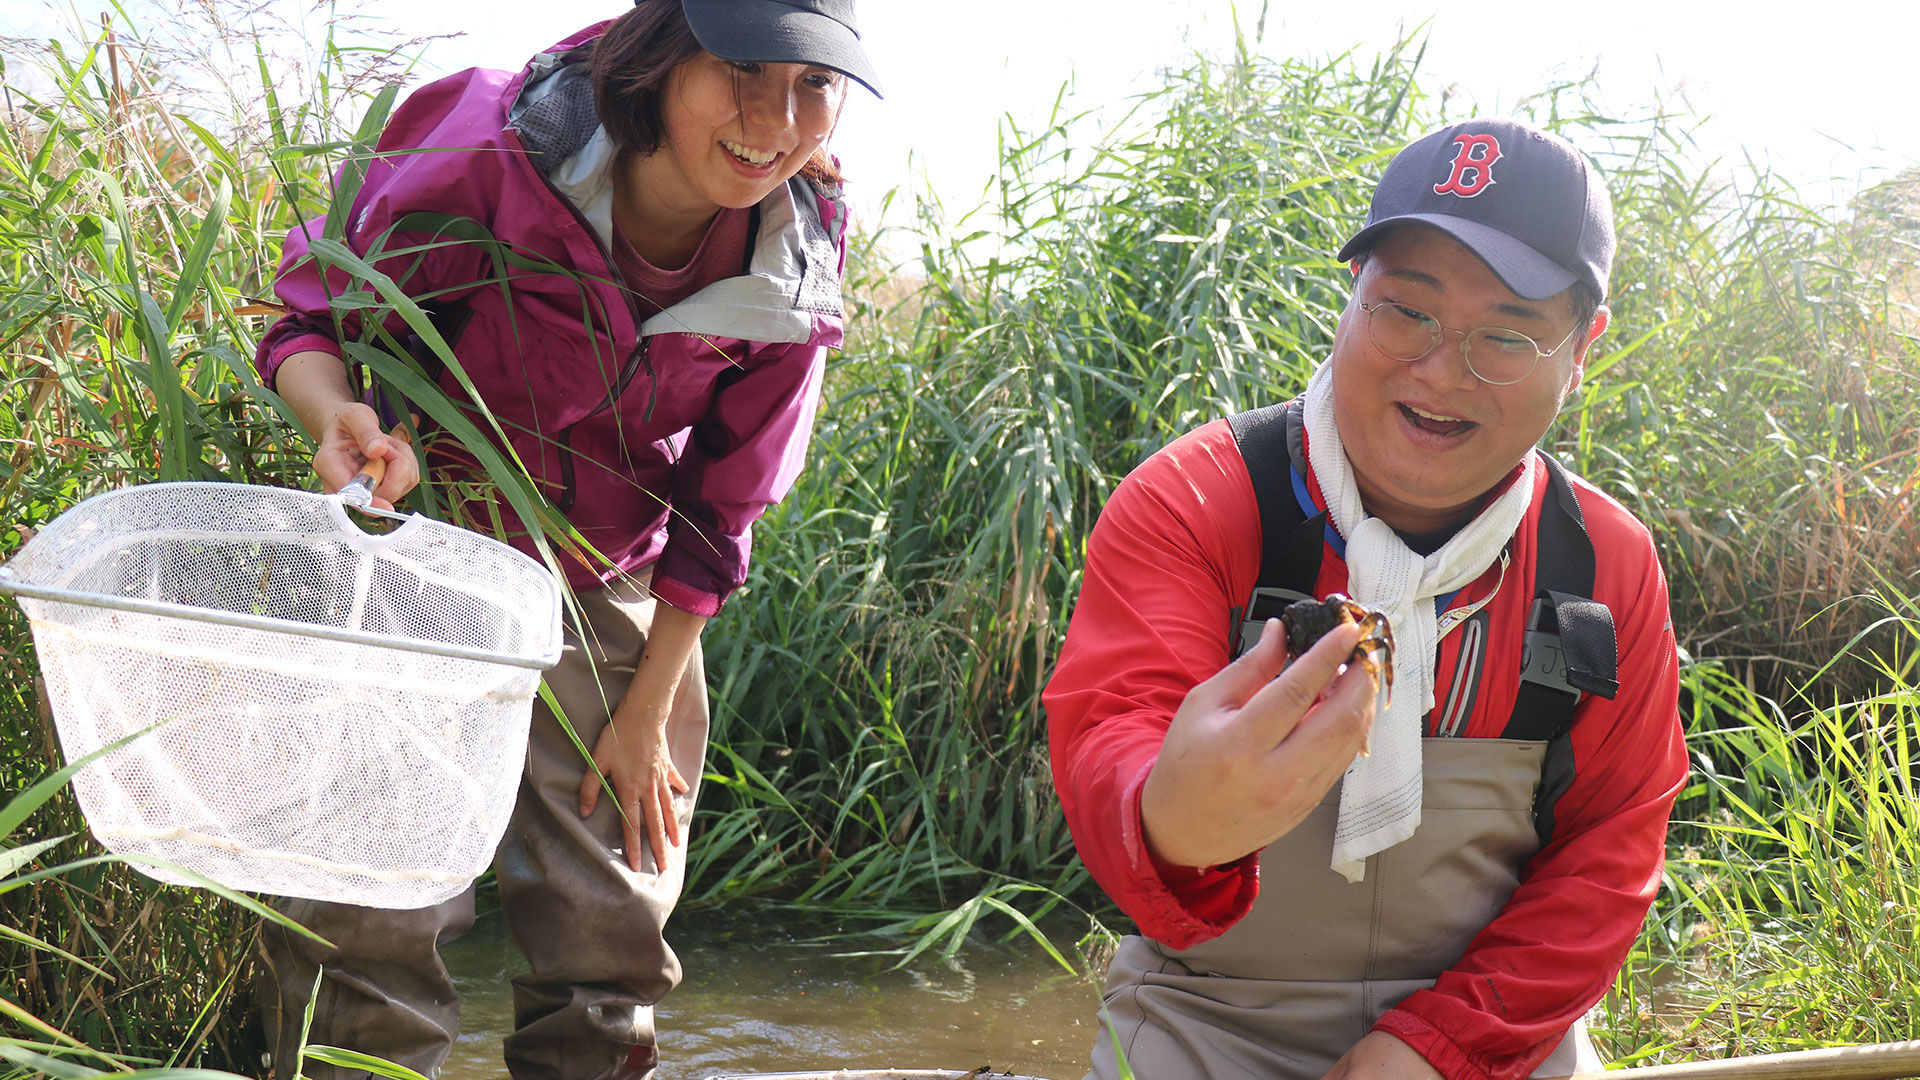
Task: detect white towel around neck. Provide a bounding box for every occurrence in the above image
[1300,362,1536,882]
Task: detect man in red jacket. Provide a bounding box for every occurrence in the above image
[1045,118,1686,1080]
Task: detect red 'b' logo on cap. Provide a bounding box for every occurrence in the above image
[1433,133,1502,198]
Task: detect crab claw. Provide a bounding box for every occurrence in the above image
[1350,610,1395,711]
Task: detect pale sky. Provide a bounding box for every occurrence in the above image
[420,0,1918,232]
[7,0,1916,238]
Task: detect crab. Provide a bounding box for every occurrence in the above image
[1280,593,1395,707]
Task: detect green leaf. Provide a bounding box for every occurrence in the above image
[0,1044,108,1079]
[0,997,92,1055]
[0,921,114,980]
[0,834,73,879]
[0,722,165,840]
[301,1047,434,1080]
[323,82,399,234]
[130,289,192,481]
[165,173,232,329]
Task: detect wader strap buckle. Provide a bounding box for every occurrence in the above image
[1231,586,1316,659]
[1519,598,1581,699]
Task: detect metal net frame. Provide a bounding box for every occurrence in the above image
[3,482,562,909]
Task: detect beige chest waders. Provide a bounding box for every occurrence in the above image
[1088,739,1602,1079]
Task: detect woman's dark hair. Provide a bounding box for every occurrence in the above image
[588,0,844,186]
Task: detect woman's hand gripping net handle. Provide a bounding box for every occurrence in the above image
[338,454,387,510]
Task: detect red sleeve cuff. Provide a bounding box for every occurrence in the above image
[645,572,724,618]
[1115,766,1259,949]
[1145,844,1250,910]
[1372,1011,1486,1080]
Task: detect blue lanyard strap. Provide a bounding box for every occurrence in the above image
[1292,462,1475,616]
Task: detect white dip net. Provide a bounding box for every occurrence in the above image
[2,482,562,909]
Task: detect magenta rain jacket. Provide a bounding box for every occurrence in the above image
[255,21,849,617]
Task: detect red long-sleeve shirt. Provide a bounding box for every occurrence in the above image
[1045,418,1686,1080]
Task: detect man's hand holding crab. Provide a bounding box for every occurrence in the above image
[1140,609,1390,870]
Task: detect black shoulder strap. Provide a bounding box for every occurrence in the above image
[1227,401,1327,656]
[1504,454,1620,743]
[1506,453,1622,845]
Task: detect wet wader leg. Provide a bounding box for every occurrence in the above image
[496,574,709,1080]
[255,889,477,1080]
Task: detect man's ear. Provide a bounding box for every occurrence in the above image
[1566,304,1610,397]
[1582,305,1612,351]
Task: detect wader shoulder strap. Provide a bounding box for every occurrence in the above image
[1227,401,1327,657]
[1504,454,1620,738]
[1507,452,1621,845]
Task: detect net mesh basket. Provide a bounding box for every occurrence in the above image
[3,482,562,908]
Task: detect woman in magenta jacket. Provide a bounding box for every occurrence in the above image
[251,3,880,1077]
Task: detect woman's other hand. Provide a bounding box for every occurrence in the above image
[578,703,689,874]
[576,602,708,873]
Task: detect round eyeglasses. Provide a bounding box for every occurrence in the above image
[1356,301,1582,386]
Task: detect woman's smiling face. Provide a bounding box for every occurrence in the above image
[648,50,846,216]
[1328,223,1606,534]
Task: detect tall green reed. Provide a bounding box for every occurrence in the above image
[1596,604,1920,1061]
[0,9,422,1069]
[1564,118,1920,703]
[4,2,1919,1070]
[687,37,1436,933]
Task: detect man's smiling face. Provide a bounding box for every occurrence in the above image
[1328,223,1604,534]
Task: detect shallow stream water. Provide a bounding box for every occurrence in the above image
[437,901,1105,1080]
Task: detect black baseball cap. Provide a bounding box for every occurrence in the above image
[679,0,884,98]
[1336,118,1613,301]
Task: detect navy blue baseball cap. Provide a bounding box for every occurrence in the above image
[679,0,884,98]
[1337,118,1613,301]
